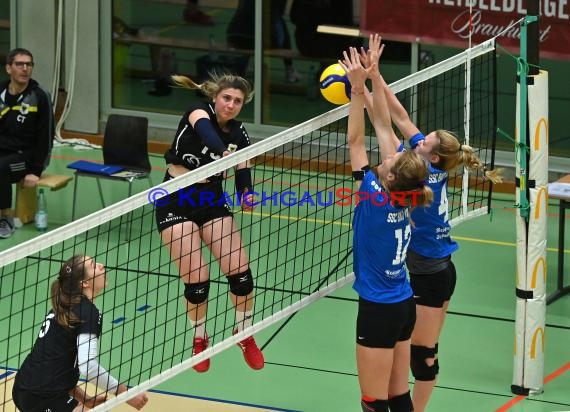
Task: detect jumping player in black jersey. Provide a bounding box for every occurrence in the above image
[155,73,264,373]
[12,255,148,411]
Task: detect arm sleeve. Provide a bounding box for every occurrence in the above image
[29,88,54,176]
[77,333,120,393]
[194,118,226,155]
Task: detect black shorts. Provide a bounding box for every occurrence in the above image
[410,260,457,308]
[356,296,416,348]
[12,386,78,412]
[155,177,233,230]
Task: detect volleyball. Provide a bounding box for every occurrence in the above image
[319,63,351,105]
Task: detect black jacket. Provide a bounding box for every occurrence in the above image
[0,79,54,176]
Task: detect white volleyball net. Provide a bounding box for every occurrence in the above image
[0,39,497,410]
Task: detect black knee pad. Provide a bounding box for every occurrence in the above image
[411,344,439,381]
[388,391,413,412]
[184,281,210,304]
[361,398,389,412]
[227,268,254,296]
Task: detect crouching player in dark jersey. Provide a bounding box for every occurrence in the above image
[339,36,433,412]
[13,255,148,411]
[370,54,502,411]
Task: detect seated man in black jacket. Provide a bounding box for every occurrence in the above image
[0,48,54,238]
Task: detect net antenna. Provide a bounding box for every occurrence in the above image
[461,3,474,217]
[0,41,497,410]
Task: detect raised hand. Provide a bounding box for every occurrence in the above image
[366,33,384,76]
[338,47,367,90]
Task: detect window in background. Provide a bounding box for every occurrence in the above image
[109,0,413,128]
[419,43,569,159]
[111,0,254,122]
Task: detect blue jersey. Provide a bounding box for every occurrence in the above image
[352,170,413,303]
[410,162,458,258]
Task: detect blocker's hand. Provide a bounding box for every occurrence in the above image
[367,33,384,76]
[359,33,385,74]
[338,47,367,89]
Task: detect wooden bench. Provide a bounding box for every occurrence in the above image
[15,174,73,224]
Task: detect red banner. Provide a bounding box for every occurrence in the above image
[361,0,570,60]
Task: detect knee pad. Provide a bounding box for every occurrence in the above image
[227,268,254,296]
[388,391,413,412]
[361,397,389,412]
[184,281,210,304]
[411,344,439,381]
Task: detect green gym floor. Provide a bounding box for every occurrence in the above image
[0,145,569,412]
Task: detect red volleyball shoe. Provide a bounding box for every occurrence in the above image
[233,329,265,370]
[192,334,210,373]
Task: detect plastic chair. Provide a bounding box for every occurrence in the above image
[71,114,153,220]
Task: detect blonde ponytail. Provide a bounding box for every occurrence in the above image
[171,72,253,103]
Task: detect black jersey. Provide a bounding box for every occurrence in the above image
[164,102,250,180]
[15,296,102,394]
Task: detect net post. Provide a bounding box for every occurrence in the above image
[527,0,540,76]
[512,5,548,396]
[516,15,537,220]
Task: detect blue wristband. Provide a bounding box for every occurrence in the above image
[409,133,425,149]
[235,168,253,199]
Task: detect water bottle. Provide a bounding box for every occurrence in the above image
[35,188,48,232]
[306,65,318,101]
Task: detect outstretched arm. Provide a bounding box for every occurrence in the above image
[77,334,148,409]
[69,386,107,409]
[382,76,420,140]
[359,41,420,142]
[365,35,399,162]
[339,47,368,182]
[362,84,375,129]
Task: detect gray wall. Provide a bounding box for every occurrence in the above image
[13,0,99,134]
